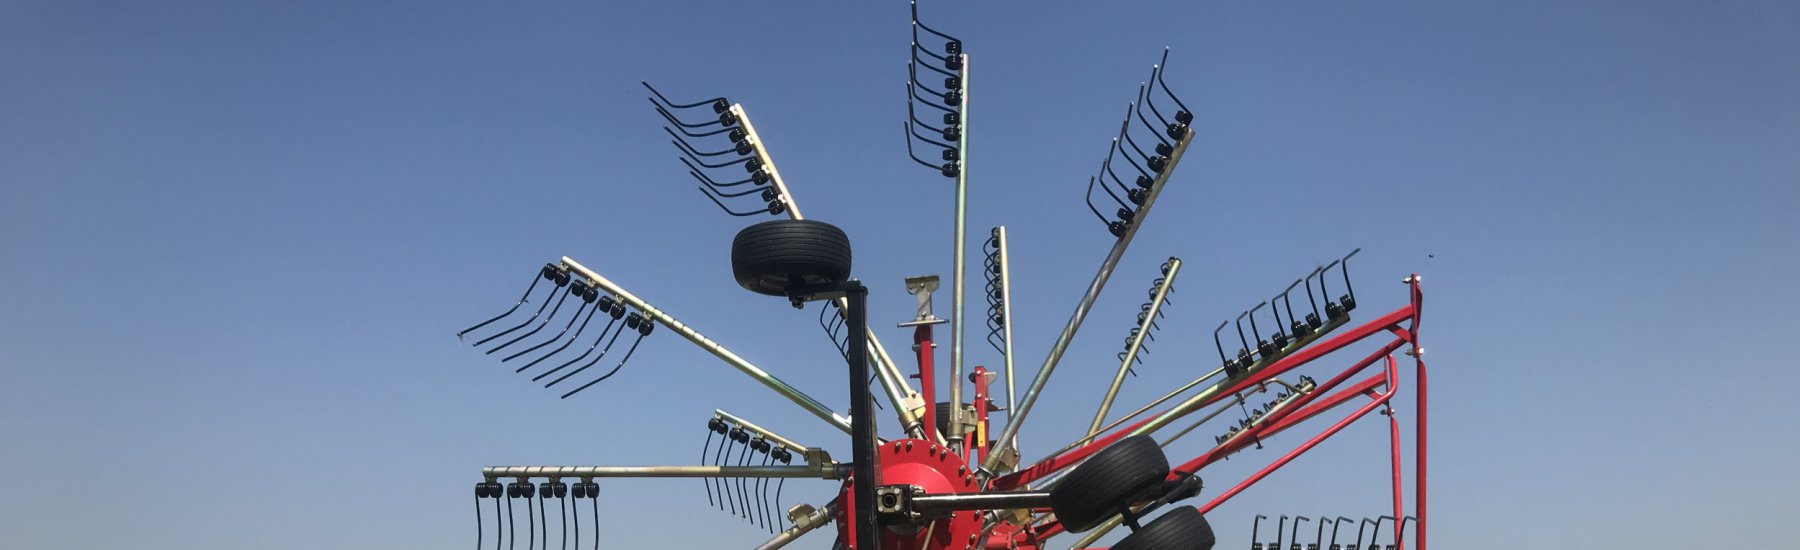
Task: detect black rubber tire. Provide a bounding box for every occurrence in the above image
[1049,435,1170,533]
[730,220,853,296]
[935,402,964,437]
[1111,506,1215,550]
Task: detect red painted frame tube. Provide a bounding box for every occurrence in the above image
[1196,355,1398,514]
[915,325,939,444]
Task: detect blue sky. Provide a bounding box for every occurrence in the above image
[3,1,1797,548]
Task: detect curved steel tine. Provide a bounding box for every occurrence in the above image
[510,296,602,370]
[696,186,767,217]
[458,267,545,340]
[1340,247,1362,301]
[902,123,946,172]
[716,432,738,515]
[910,0,962,43]
[1330,516,1354,548]
[912,52,957,79]
[485,286,574,354]
[1247,301,1267,343]
[673,141,753,169]
[542,315,628,386]
[1141,65,1175,130]
[906,90,947,133]
[703,181,768,199]
[907,118,956,150]
[734,432,755,523]
[641,81,725,110]
[1318,259,1342,303]
[758,444,776,531]
[654,103,735,138]
[1091,162,1131,211]
[1098,142,1130,192]
[908,78,955,113]
[911,40,948,64]
[1303,266,1324,319]
[1234,309,1253,354]
[908,63,955,103]
[1133,83,1171,146]
[700,426,716,508]
[663,127,739,157]
[1154,48,1193,118]
[1120,116,1157,167]
[1397,515,1417,546]
[558,328,648,398]
[1083,177,1118,228]
[649,99,726,129]
[1280,278,1304,328]
[687,169,755,190]
[532,303,622,381]
[502,297,591,363]
[680,159,754,187]
[472,276,564,347]
[1357,517,1375,549]
[1268,290,1288,337]
[1213,320,1231,365]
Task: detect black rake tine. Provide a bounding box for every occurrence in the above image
[903,123,945,171]
[458,268,544,340]
[653,103,734,138]
[1304,266,1324,319]
[907,116,957,150]
[908,63,955,103]
[537,490,548,550]
[1142,65,1176,130]
[680,158,756,187]
[714,434,736,514]
[1133,83,1171,146]
[910,0,962,43]
[664,127,741,158]
[472,280,561,347]
[687,169,756,189]
[673,142,753,170]
[906,89,947,133]
[758,452,776,532]
[503,298,592,364]
[486,287,574,354]
[641,81,725,110]
[697,186,769,217]
[735,438,754,524]
[907,80,955,114]
[1084,177,1118,227]
[1213,320,1232,365]
[701,428,717,507]
[648,99,726,129]
[912,53,957,79]
[558,330,647,398]
[911,40,949,64]
[513,298,602,371]
[543,319,627,386]
[1280,278,1304,327]
[1154,48,1193,116]
[533,306,621,381]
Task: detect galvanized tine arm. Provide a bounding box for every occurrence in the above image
[557,314,654,399]
[473,268,570,347]
[513,290,604,371]
[532,300,623,381]
[486,285,575,354]
[502,284,596,363]
[458,264,550,340]
[983,51,1196,472]
[559,258,857,433]
[1089,257,1181,438]
[641,81,726,111]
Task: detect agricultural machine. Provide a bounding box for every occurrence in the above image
[455,3,1429,549]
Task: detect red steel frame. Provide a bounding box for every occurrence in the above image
[982,276,1428,550]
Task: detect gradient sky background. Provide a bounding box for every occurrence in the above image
[4,1,1799,548]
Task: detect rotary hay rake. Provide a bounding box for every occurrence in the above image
[454,3,1430,549]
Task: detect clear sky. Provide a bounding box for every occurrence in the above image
[3,1,1798,548]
